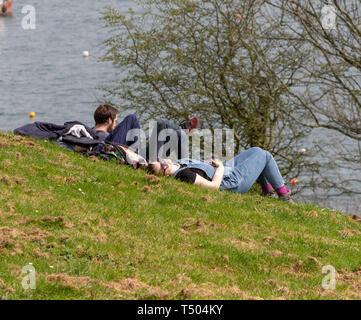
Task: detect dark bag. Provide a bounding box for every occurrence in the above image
[88,142,148,169]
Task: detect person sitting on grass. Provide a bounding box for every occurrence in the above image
[92,104,140,149]
[93,104,198,157]
[148,147,294,203]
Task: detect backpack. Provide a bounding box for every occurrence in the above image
[89,141,148,169]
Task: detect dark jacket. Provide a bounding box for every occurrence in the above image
[14,121,102,141]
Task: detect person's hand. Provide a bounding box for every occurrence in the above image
[211,159,223,168]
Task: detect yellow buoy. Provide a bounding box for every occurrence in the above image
[29,112,36,119]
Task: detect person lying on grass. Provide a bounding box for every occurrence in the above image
[148,147,294,203]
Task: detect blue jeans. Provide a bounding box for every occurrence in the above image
[105,114,140,150]
[220,147,284,194]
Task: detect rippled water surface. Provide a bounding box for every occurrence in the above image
[0,0,135,129]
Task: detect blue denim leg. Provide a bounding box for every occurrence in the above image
[105,114,140,150]
[220,147,284,194]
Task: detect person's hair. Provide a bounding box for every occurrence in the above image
[94,104,119,125]
[147,162,159,175]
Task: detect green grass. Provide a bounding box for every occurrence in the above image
[0,132,360,300]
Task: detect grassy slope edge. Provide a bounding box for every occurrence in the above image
[0,132,360,300]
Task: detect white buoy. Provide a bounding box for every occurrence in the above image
[83,51,89,58]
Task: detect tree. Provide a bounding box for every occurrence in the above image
[264,0,361,204]
[100,0,319,190]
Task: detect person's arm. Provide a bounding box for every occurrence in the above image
[194,159,224,190]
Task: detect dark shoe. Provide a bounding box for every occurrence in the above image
[179,117,199,132]
[262,189,278,199]
[278,191,295,204]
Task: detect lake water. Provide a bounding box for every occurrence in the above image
[0,1,359,214]
[0,0,135,129]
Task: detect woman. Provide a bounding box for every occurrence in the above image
[149,147,294,203]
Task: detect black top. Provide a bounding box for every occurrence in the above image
[174,164,212,184]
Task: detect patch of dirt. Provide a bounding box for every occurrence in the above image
[76,245,86,254]
[26,228,53,243]
[0,175,11,186]
[41,216,65,224]
[10,246,23,256]
[240,223,261,232]
[33,248,50,258]
[0,175,26,188]
[65,176,79,183]
[270,250,283,257]
[229,238,260,251]
[13,176,25,187]
[142,186,152,194]
[263,236,280,245]
[0,137,11,148]
[103,278,148,294]
[96,233,107,244]
[336,268,361,298]
[39,216,74,229]
[201,195,216,203]
[291,260,304,273]
[305,210,318,218]
[338,228,360,238]
[48,160,73,168]
[46,273,91,290]
[58,153,70,161]
[266,279,290,295]
[180,218,208,234]
[6,204,15,213]
[141,287,171,299]
[46,242,58,249]
[144,175,160,185]
[7,265,21,278]
[18,217,33,225]
[280,265,311,280]
[307,256,321,266]
[247,296,265,300]
[2,159,12,166]
[64,222,75,228]
[178,284,215,299]
[178,282,253,299]
[88,156,99,162]
[58,235,70,242]
[47,174,65,184]
[23,140,36,147]
[0,227,26,248]
[347,214,361,224]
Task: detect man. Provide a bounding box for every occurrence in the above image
[94,104,198,157]
[93,104,119,141]
[93,104,141,150]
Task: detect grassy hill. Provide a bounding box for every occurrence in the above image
[0,132,360,300]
